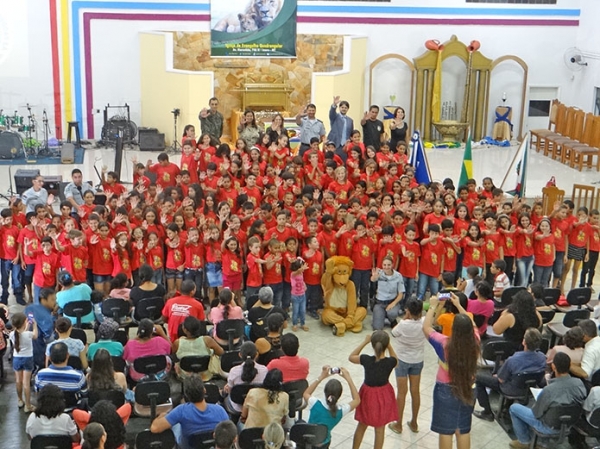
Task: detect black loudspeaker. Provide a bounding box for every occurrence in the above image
[0,131,23,159]
[15,169,41,195]
[138,127,165,151]
[44,175,63,197]
[61,143,75,164]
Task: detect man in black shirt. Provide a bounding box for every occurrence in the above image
[247,286,288,341]
[360,105,384,151]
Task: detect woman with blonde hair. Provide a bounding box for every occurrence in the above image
[262,422,285,449]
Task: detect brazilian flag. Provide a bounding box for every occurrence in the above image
[458,131,472,188]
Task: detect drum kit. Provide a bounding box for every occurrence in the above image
[0,104,55,160]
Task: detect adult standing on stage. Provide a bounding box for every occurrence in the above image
[361,105,385,152]
[328,96,354,163]
[64,169,95,218]
[296,103,326,157]
[389,107,409,153]
[199,97,224,142]
[21,174,54,214]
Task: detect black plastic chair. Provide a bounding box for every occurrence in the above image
[529,403,582,448]
[539,310,556,325]
[30,435,73,449]
[88,389,125,409]
[112,329,129,347]
[283,379,309,419]
[101,297,132,325]
[289,423,328,449]
[220,350,242,375]
[179,355,211,374]
[135,429,176,449]
[543,288,561,307]
[499,286,526,310]
[245,294,259,310]
[227,384,258,419]
[548,309,590,347]
[69,328,88,345]
[204,383,221,404]
[188,430,215,449]
[66,356,83,371]
[134,296,165,322]
[133,355,167,378]
[62,301,93,328]
[572,407,600,442]
[557,287,592,312]
[495,371,545,420]
[215,319,246,350]
[63,391,80,410]
[134,381,171,421]
[238,427,265,449]
[111,356,126,373]
[481,340,516,374]
[177,320,209,339]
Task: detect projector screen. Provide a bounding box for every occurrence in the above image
[0,0,29,78]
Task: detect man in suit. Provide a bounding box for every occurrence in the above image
[328,96,353,163]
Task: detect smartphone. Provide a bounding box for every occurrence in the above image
[329,367,341,375]
[438,290,451,301]
[27,313,34,323]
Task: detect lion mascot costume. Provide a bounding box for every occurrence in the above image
[321,256,367,336]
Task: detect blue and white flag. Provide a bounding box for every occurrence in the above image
[500,135,529,198]
[409,130,432,184]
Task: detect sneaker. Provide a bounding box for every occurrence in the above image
[292,325,298,332]
[17,400,24,408]
[23,405,35,413]
[309,311,319,320]
[473,410,494,422]
[302,325,309,331]
[508,440,530,449]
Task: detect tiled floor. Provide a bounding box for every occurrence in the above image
[1,142,600,448]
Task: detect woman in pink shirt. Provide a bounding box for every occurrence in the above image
[209,289,243,347]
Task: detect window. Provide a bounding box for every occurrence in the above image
[528,100,551,117]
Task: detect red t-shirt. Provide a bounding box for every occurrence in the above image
[568,222,591,248]
[318,230,338,258]
[462,237,485,268]
[112,250,132,278]
[32,250,61,287]
[551,217,570,252]
[184,243,204,269]
[484,231,503,263]
[302,250,323,286]
[443,239,459,273]
[165,238,185,270]
[146,245,164,270]
[61,244,89,282]
[102,182,127,197]
[222,249,242,277]
[515,230,534,258]
[180,154,199,184]
[265,226,294,245]
[149,162,180,188]
[131,243,146,271]
[1,225,20,260]
[377,241,400,268]
[420,240,445,277]
[534,233,555,267]
[246,253,263,287]
[162,295,206,342]
[327,180,353,204]
[499,229,517,257]
[399,240,421,279]
[205,240,222,264]
[590,226,600,252]
[243,186,263,208]
[90,238,113,275]
[18,227,40,265]
[351,235,376,271]
[263,251,282,285]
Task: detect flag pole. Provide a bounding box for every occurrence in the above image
[500,137,524,189]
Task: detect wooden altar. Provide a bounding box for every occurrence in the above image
[238,81,292,112]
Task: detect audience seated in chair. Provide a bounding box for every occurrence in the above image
[473,328,547,422]
[25,384,80,443]
[248,286,288,342]
[88,319,123,361]
[123,318,171,382]
[569,319,600,380]
[224,342,268,413]
[150,376,229,449]
[213,420,238,449]
[240,368,289,430]
[267,333,309,383]
[130,264,167,319]
[210,289,244,347]
[108,273,131,301]
[546,326,585,376]
[433,292,472,337]
[508,352,586,448]
[56,271,95,326]
[174,316,223,381]
[35,342,86,393]
[493,291,543,350]
[262,422,285,449]
[255,313,285,366]
[87,348,130,402]
[46,316,88,369]
[162,280,206,342]
[73,400,131,449]
[466,281,494,337]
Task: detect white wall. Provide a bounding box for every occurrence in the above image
[0,0,587,142]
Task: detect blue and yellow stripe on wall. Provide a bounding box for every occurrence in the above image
[49,0,580,138]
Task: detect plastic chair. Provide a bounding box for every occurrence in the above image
[283,379,309,419]
[557,287,592,312]
[245,294,259,310]
[227,384,258,420]
[133,355,167,377]
[188,430,215,449]
[238,427,265,449]
[543,288,561,307]
[134,296,165,322]
[495,371,545,420]
[548,309,590,347]
[134,381,172,421]
[111,356,126,373]
[179,355,210,374]
[135,429,176,449]
[88,389,125,409]
[69,328,88,345]
[499,287,526,310]
[204,383,221,404]
[220,350,242,375]
[66,356,83,371]
[112,329,128,347]
[481,340,516,374]
[289,423,328,449]
[572,408,600,444]
[101,297,132,325]
[30,435,73,449]
[539,310,556,325]
[215,319,246,350]
[62,301,93,328]
[529,403,582,448]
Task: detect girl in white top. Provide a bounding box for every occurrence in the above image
[10,312,38,412]
[388,298,426,435]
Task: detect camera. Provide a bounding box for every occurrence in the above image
[329,367,341,375]
[438,289,452,301]
[171,108,181,116]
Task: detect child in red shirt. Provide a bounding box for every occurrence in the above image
[351,220,376,308]
[183,227,205,300]
[145,231,164,285]
[221,232,243,306]
[564,206,591,291]
[56,229,89,283]
[441,219,461,276]
[205,225,223,303]
[0,208,24,304]
[303,236,324,319]
[89,221,113,296]
[417,224,445,300]
[18,212,40,302]
[263,239,284,307]
[111,231,133,281]
[282,237,299,311]
[24,236,60,304]
[482,213,504,285]
[376,226,401,269]
[165,223,185,296]
[246,237,267,299]
[399,225,421,297]
[101,169,127,197]
[533,218,555,287]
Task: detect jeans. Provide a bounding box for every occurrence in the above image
[306,284,323,312]
[184,268,204,300]
[475,370,500,414]
[151,269,163,286]
[417,273,439,300]
[516,256,534,287]
[504,256,515,283]
[266,282,283,307]
[372,300,401,330]
[404,277,416,299]
[509,403,556,444]
[533,265,553,288]
[1,259,23,303]
[291,294,306,326]
[351,269,371,308]
[580,250,599,287]
[33,284,43,305]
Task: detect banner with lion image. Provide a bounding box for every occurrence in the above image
[211,0,297,57]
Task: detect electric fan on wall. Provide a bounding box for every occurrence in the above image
[564,47,588,72]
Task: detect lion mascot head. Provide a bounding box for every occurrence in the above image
[325,256,353,288]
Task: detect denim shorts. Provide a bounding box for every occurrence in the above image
[93,274,111,283]
[431,382,474,435]
[165,268,184,280]
[13,356,34,372]
[206,262,223,287]
[395,360,424,378]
